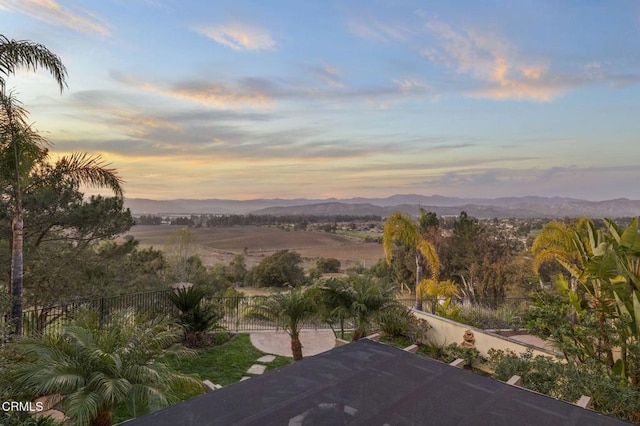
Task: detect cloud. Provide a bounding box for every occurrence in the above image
[111,68,434,111]
[111,72,274,109]
[421,19,563,102]
[347,18,414,43]
[393,78,428,95]
[194,22,275,51]
[0,0,110,36]
[309,65,343,88]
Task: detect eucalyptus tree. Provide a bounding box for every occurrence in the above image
[383,212,440,310]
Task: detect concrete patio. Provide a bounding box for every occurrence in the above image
[249,329,336,357]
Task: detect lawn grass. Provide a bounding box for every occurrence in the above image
[169,333,293,387]
[113,333,293,424]
[379,333,413,349]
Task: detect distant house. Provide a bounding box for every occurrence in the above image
[124,339,630,426]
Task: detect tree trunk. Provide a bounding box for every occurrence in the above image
[415,253,423,311]
[290,333,303,361]
[10,214,24,335]
[569,276,578,323]
[353,325,366,341]
[91,409,112,426]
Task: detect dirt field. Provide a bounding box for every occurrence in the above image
[123,225,384,269]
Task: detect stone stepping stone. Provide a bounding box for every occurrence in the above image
[257,355,276,363]
[246,364,266,375]
[240,376,251,381]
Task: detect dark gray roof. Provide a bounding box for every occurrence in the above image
[125,339,631,426]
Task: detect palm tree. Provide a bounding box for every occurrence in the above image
[383,212,440,311]
[349,277,398,340]
[532,217,640,376]
[11,309,201,426]
[0,36,67,334]
[316,278,353,339]
[246,287,317,360]
[420,278,460,315]
[0,94,123,335]
[0,35,67,92]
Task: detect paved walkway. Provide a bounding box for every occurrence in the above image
[249,330,336,358]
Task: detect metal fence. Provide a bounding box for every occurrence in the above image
[402,297,531,330]
[2,291,530,338]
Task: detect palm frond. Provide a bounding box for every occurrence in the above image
[531,221,575,255]
[383,213,420,262]
[0,35,68,92]
[12,309,189,425]
[52,152,124,198]
[416,239,440,280]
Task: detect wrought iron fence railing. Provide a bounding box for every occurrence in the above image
[1,290,530,338]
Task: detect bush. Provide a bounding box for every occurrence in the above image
[377,305,431,344]
[456,303,524,330]
[250,250,306,287]
[377,305,413,337]
[444,343,485,368]
[488,349,640,423]
[0,412,62,426]
[168,287,224,346]
[316,257,341,273]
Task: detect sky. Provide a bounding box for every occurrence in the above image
[1,0,639,201]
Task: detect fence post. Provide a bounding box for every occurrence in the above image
[99,297,106,328]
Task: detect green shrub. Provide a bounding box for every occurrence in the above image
[377,305,413,337]
[488,349,640,423]
[168,287,224,346]
[0,412,63,426]
[377,306,431,344]
[444,343,485,368]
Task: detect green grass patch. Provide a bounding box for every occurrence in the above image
[336,331,353,341]
[113,333,293,424]
[379,334,412,349]
[169,333,293,387]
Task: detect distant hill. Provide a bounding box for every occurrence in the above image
[124,195,640,219]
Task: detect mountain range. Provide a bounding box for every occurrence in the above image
[124,195,640,219]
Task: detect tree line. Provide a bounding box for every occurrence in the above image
[135,213,382,228]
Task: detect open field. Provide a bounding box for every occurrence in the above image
[123,225,384,269]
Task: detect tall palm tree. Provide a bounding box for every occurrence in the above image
[0,36,67,334]
[246,287,317,360]
[383,212,440,311]
[11,309,201,426]
[0,94,123,335]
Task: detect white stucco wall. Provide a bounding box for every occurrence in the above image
[412,309,563,371]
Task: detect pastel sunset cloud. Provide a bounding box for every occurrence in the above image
[194,22,276,51]
[0,0,110,36]
[111,73,273,109]
[422,19,559,101]
[4,1,639,201]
